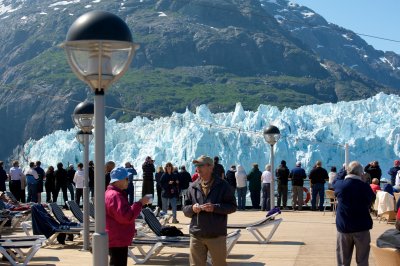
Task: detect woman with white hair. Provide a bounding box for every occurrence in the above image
[334,161,375,266]
[261,164,272,211]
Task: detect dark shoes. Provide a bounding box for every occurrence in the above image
[172,219,179,224]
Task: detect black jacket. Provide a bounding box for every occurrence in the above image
[225,170,236,189]
[364,164,382,181]
[54,167,68,188]
[142,162,155,180]
[309,167,329,185]
[178,170,192,190]
[160,172,180,198]
[183,177,237,238]
[0,166,7,191]
[213,163,225,178]
[276,166,290,185]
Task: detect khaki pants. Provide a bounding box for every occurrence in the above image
[292,186,303,210]
[189,235,227,266]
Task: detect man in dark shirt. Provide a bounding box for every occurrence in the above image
[225,165,237,190]
[289,162,307,211]
[178,166,192,206]
[213,156,225,179]
[309,160,329,211]
[142,156,155,197]
[34,161,45,204]
[66,164,76,204]
[276,160,290,209]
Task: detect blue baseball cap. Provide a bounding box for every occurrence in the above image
[110,167,128,183]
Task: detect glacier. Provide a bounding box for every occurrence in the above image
[18,93,400,180]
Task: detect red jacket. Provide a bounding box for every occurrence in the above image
[105,185,143,247]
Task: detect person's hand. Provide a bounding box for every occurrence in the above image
[193,203,201,213]
[200,203,214,212]
[169,180,174,184]
[140,196,151,205]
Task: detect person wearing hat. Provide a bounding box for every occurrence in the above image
[289,161,307,211]
[105,167,150,266]
[388,160,400,187]
[182,155,237,266]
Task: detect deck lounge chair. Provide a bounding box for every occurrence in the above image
[30,204,84,245]
[227,212,282,244]
[129,208,241,264]
[129,229,241,264]
[66,201,94,224]
[0,200,31,229]
[0,235,46,266]
[48,203,78,224]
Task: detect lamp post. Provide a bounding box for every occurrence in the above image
[263,125,281,211]
[62,11,139,265]
[73,101,94,251]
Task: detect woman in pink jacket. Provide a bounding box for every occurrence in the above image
[105,167,150,266]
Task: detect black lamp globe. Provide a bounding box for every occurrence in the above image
[61,11,139,91]
[73,101,94,133]
[263,125,281,146]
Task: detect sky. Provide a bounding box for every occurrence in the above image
[293,0,400,54]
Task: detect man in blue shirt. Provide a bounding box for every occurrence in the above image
[334,161,375,266]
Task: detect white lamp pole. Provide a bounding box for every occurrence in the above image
[62,11,139,265]
[263,125,281,211]
[73,102,94,251]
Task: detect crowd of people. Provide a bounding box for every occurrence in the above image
[1,156,400,266]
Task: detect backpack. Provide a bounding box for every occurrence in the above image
[160,226,184,237]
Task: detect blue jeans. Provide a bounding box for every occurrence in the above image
[162,197,178,220]
[262,183,271,211]
[27,181,38,203]
[236,187,247,210]
[311,183,325,211]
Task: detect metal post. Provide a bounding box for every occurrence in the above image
[270,144,275,210]
[344,143,349,169]
[82,133,90,251]
[92,91,108,266]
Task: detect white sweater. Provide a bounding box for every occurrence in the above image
[73,169,85,189]
[235,165,247,188]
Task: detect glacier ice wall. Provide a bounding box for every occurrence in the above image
[18,93,400,179]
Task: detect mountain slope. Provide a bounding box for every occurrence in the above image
[0,0,398,160]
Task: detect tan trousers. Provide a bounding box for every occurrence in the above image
[189,235,227,266]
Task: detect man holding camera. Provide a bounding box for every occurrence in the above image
[183,155,237,266]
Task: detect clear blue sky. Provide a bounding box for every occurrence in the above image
[293,0,400,54]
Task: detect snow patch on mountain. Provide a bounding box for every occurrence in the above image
[49,0,81,8]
